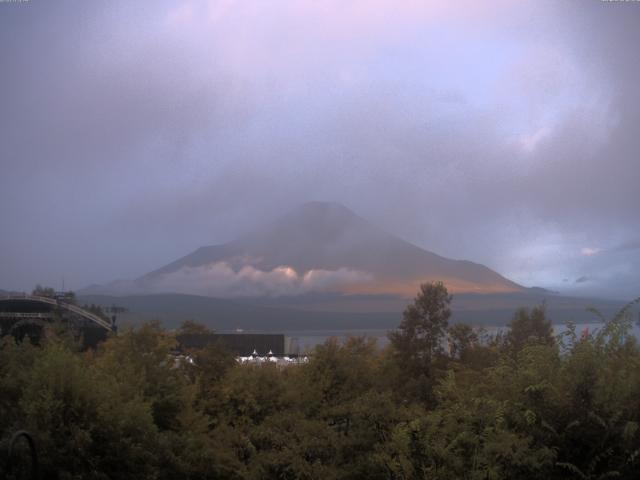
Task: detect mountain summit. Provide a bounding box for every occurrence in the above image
[137,202,523,297]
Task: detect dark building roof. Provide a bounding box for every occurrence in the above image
[177,333,286,356]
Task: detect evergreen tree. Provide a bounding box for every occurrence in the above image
[388,281,452,403]
[507,304,554,352]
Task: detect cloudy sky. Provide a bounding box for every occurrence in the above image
[1,0,639,300]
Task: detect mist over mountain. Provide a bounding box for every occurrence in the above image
[112,202,523,298]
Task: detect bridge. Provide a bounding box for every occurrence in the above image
[0,294,114,332]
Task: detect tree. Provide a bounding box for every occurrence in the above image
[61,290,76,304]
[18,344,160,479]
[95,322,188,432]
[447,323,478,362]
[507,304,554,352]
[31,284,56,298]
[388,281,452,403]
[177,320,214,336]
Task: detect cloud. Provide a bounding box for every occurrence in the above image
[145,263,373,297]
[581,247,601,257]
[611,240,640,253]
[518,127,551,153]
[0,0,638,300]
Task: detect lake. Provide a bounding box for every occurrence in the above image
[283,322,640,354]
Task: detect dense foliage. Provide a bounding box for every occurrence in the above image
[1,283,639,479]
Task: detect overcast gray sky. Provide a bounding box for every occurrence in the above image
[1,0,639,300]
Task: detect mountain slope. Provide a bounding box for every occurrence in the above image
[138,201,523,296]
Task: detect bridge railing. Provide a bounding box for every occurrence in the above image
[0,312,53,319]
[63,302,113,331]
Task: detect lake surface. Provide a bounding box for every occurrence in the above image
[282,323,640,354]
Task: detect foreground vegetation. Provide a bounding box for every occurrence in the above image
[1,283,640,479]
